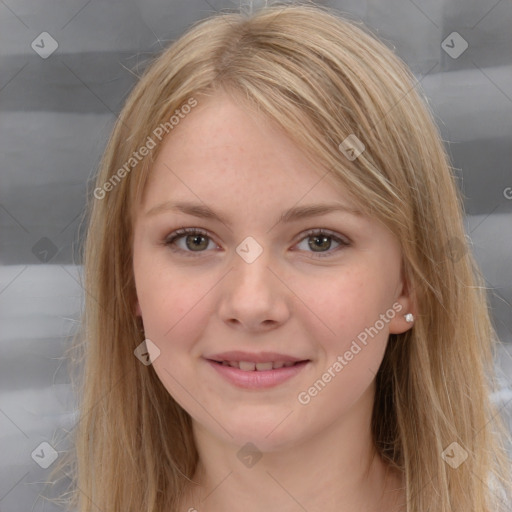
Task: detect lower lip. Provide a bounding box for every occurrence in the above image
[205,359,310,389]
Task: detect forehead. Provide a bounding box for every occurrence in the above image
[139,92,357,215]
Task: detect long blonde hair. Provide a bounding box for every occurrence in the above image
[49,2,511,510]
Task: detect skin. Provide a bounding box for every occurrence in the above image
[132,90,413,511]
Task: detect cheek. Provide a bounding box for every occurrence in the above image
[293,266,393,403]
[295,266,389,346]
[133,253,217,354]
[133,260,217,409]
[295,273,390,413]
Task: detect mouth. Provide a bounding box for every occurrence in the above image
[204,354,311,389]
[207,359,307,371]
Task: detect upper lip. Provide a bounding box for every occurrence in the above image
[205,351,308,363]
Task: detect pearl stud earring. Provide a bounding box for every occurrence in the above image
[404,313,414,323]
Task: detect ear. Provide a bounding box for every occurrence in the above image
[388,270,417,335]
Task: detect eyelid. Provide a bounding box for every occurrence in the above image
[291,228,351,258]
[295,228,351,246]
[163,226,351,258]
[164,227,218,254]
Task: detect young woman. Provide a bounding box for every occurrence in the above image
[51,3,511,511]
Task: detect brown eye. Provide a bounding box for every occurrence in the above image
[184,233,209,251]
[309,234,332,251]
[296,229,351,258]
[164,227,350,258]
[165,228,216,256]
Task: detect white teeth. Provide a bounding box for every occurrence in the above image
[255,362,273,371]
[239,361,256,371]
[219,360,299,371]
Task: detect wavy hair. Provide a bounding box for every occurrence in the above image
[49,2,511,511]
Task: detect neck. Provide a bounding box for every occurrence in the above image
[179,385,405,512]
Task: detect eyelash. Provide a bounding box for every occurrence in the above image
[163,227,351,258]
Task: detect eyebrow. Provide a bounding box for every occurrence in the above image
[144,200,362,226]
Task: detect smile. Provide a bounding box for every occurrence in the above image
[205,358,310,389]
[213,360,300,371]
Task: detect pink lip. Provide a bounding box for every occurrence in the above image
[205,350,305,364]
[205,359,310,389]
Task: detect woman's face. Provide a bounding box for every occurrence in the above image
[132,91,412,451]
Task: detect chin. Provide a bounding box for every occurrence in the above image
[207,414,306,453]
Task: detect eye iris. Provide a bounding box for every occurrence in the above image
[186,234,208,251]
[309,235,331,252]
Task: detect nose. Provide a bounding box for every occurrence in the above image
[216,244,291,332]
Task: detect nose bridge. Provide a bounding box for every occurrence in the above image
[232,235,274,293]
[216,235,289,329]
